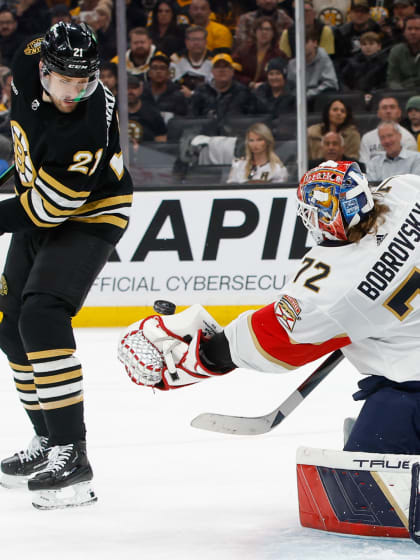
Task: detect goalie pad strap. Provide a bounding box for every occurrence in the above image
[409,462,420,545]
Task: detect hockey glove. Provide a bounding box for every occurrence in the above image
[117,304,233,390]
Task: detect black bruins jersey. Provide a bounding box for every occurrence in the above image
[2,36,133,244]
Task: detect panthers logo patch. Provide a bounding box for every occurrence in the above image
[24,37,43,56]
[275,295,301,332]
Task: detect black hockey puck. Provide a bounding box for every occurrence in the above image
[153,300,176,315]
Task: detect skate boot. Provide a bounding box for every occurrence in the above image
[28,441,97,510]
[1,435,50,489]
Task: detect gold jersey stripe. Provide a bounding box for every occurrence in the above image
[40,393,84,410]
[9,361,33,372]
[70,214,128,228]
[20,191,58,228]
[34,368,82,385]
[15,382,36,391]
[41,194,133,218]
[39,167,90,199]
[27,348,75,360]
[247,314,297,370]
[72,194,133,215]
[22,403,41,411]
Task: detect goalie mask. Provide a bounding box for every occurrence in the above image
[40,22,100,102]
[296,160,374,243]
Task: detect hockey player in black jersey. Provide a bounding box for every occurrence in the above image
[0,22,133,508]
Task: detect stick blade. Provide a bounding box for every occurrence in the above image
[190,412,274,435]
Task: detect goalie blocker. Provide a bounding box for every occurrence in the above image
[297,446,420,543]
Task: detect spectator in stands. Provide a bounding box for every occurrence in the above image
[15,0,50,36]
[111,27,156,79]
[82,3,116,63]
[127,73,167,145]
[125,0,148,32]
[170,25,213,99]
[341,31,388,91]
[386,0,417,44]
[191,53,257,130]
[359,96,417,164]
[188,0,232,53]
[49,4,72,26]
[334,0,381,71]
[0,5,27,67]
[233,16,287,89]
[308,131,366,170]
[387,14,420,89]
[148,0,185,57]
[0,67,11,138]
[227,122,288,184]
[144,51,188,122]
[254,58,295,116]
[308,98,361,160]
[280,0,335,58]
[366,121,420,181]
[235,0,293,50]
[100,61,118,97]
[287,30,338,111]
[401,95,420,141]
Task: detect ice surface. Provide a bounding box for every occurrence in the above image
[0,328,418,560]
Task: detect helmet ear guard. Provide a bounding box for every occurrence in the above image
[297,161,374,243]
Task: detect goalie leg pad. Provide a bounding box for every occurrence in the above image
[296,446,420,539]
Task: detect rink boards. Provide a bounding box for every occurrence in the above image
[0,185,307,326]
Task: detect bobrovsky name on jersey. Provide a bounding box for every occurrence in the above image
[88,188,312,307]
[357,202,420,301]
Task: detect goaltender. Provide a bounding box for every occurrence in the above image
[0,22,132,509]
[119,161,420,542]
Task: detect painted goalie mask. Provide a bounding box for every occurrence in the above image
[296,160,374,243]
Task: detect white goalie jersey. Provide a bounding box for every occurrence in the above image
[225,174,420,382]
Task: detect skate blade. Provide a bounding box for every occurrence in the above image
[31,481,98,510]
[0,473,31,490]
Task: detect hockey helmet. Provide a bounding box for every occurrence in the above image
[40,22,99,101]
[297,160,374,243]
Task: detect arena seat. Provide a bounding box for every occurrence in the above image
[353,113,380,135]
[312,90,372,113]
[167,116,217,142]
[222,114,272,137]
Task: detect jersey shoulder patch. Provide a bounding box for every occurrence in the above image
[23,37,43,56]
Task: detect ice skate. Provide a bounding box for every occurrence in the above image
[28,441,97,510]
[1,435,50,489]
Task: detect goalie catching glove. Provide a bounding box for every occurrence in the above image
[117,304,234,390]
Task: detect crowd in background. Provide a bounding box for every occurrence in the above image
[1,0,420,182]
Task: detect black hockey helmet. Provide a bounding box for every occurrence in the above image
[40,22,100,101]
[41,21,99,79]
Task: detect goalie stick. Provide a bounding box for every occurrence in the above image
[190,349,344,435]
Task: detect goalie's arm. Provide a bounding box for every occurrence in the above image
[222,303,352,373]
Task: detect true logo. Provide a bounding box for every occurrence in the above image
[31,99,40,111]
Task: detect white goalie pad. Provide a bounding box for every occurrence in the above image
[117,304,223,389]
[296,446,420,540]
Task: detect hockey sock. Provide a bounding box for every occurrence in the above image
[29,349,86,445]
[9,360,48,436]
